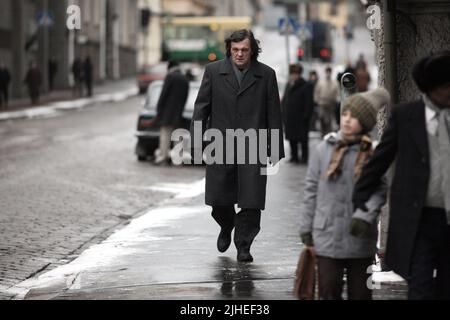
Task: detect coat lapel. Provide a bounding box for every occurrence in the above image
[407,100,429,158]
[220,58,239,93]
[237,62,262,96]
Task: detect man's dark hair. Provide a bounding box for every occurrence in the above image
[289,63,303,75]
[168,60,179,70]
[225,29,262,61]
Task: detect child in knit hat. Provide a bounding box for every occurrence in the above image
[299,87,390,300]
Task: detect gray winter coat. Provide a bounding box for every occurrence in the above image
[299,132,387,259]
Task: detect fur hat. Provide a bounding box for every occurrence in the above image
[341,88,391,132]
[412,51,450,93]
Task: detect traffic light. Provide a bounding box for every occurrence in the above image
[141,8,151,29]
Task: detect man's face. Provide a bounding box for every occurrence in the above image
[289,72,300,83]
[231,38,252,69]
[428,83,450,109]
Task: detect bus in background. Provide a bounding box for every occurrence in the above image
[297,20,333,63]
[161,16,252,64]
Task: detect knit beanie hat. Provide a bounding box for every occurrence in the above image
[411,51,450,93]
[341,88,391,132]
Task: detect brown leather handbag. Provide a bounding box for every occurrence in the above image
[293,247,318,300]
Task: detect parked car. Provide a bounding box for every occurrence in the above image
[134,80,200,162]
[137,62,167,94]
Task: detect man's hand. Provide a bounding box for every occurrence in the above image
[349,218,371,238]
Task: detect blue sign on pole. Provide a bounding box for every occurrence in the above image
[278,17,300,35]
[37,11,54,26]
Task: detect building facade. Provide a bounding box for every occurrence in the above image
[0,0,139,99]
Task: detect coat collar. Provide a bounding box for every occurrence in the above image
[407,99,429,157]
[219,58,262,95]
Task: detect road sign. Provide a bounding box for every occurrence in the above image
[278,17,300,35]
[299,21,313,40]
[37,11,54,27]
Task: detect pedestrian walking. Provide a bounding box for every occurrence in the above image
[0,61,11,108]
[190,29,285,262]
[71,57,83,97]
[83,56,93,97]
[299,87,390,300]
[154,60,189,165]
[355,61,371,92]
[356,53,367,70]
[352,51,450,300]
[24,61,42,105]
[281,63,314,164]
[308,70,319,132]
[314,66,339,137]
[48,58,58,92]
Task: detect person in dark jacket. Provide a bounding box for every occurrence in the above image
[24,61,42,105]
[308,70,319,132]
[282,63,314,164]
[352,51,450,300]
[48,58,58,92]
[154,60,189,165]
[71,57,83,97]
[190,29,285,262]
[83,56,93,97]
[0,61,11,108]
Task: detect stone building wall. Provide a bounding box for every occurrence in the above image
[371,0,450,264]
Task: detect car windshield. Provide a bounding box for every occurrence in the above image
[144,80,200,112]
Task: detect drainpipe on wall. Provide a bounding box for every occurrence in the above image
[378,0,398,272]
[382,0,398,107]
[113,13,120,80]
[99,0,107,80]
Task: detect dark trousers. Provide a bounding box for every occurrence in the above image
[289,140,308,162]
[0,86,8,107]
[85,79,93,97]
[211,206,261,251]
[317,256,373,300]
[407,207,450,300]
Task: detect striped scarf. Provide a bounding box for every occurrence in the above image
[325,134,373,182]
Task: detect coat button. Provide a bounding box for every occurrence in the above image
[422,157,426,163]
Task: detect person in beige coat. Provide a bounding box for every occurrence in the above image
[314,67,339,137]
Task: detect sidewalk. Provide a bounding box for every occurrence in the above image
[0,78,138,122]
[6,146,408,300]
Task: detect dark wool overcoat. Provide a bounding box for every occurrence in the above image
[190,58,285,210]
[281,78,314,142]
[353,100,433,279]
[157,69,189,127]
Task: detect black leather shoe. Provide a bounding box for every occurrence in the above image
[217,228,233,253]
[237,250,253,262]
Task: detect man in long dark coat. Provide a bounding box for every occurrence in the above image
[282,63,314,164]
[0,61,11,108]
[24,61,42,105]
[352,51,450,300]
[190,29,285,262]
[154,60,189,165]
